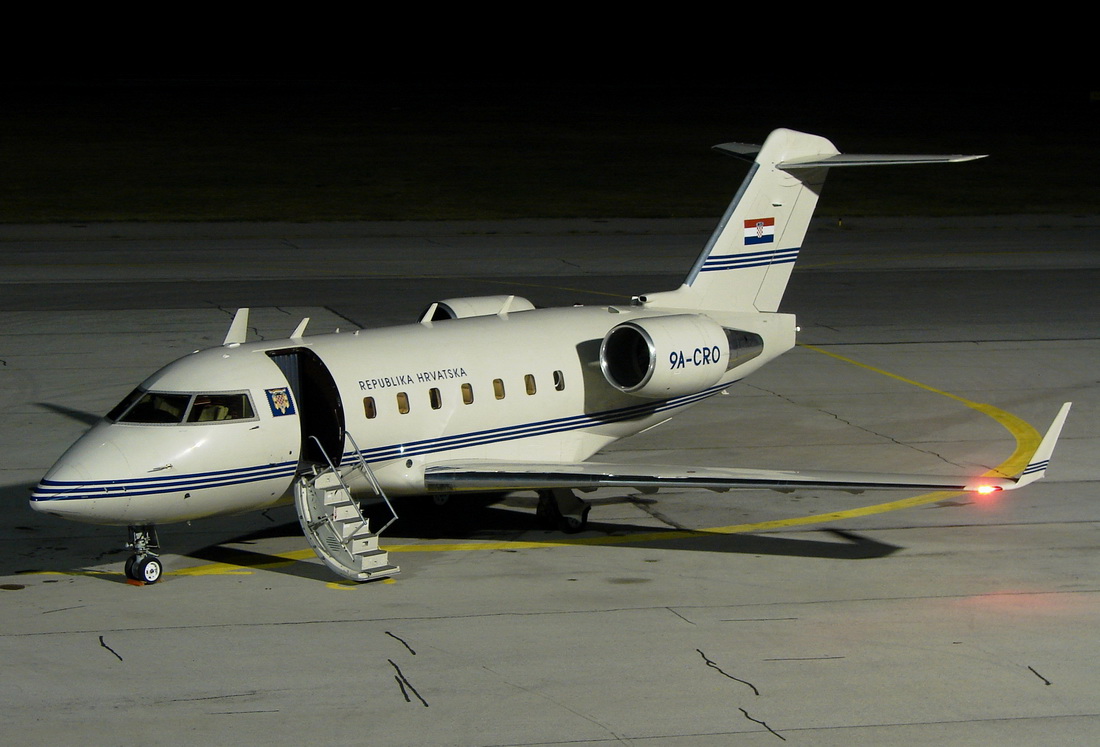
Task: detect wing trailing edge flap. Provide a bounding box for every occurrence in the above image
[424,403,1072,496]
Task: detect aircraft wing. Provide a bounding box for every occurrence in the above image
[424,403,1071,496]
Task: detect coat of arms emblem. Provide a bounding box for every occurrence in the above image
[266,387,295,416]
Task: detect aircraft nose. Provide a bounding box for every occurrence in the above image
[31,456,89,511]
[31,426,135,518]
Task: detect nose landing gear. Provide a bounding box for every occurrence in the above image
[124,525,163,584]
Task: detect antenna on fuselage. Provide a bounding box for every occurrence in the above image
[291,317,310,339]
[223,308,250,346]
[497,295,518,317]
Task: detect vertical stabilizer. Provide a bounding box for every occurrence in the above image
[642,128,985,314]
[695,129,836,313]
[645,129,836,313]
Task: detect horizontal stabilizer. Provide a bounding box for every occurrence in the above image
[644,129,988,315]
[712,142,987,168]
[777,153,987,169]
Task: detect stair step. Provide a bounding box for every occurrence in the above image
[322,488,354,507]
[293,462,399,583]
[355,546,388,560]
[350,537,382,555]
[359,564,400,580]
[314,471,343,490]
[330,503,362,523]
[349,523,375,539]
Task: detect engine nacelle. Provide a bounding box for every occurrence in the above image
[418,295,536,322]
[600,314,730,398]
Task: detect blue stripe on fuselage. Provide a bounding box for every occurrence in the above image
[32,384,728,502]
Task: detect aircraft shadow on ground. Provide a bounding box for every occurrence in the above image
[35,402,102,427]
[6,488,899,583]
[19,402,902,577]
[182,496,901,581]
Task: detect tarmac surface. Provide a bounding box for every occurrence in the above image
[2,216,1098,745]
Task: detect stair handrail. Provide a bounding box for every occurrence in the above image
[305,435,371,539]
[306,435,349,490]
[343,431,399,535]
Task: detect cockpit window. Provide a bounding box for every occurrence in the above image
[106,388,144,421]
[108,389,257,425]
[118,392,192,424]
[186,393,255,422]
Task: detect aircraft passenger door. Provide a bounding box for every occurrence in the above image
[267,348,345,469]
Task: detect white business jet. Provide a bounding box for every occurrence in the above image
[31,129,1071,584]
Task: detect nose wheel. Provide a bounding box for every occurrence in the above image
[124,525,163,584]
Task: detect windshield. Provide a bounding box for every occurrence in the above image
[186,394,256,422]
[118,392,192,424]
[108,390,257,425]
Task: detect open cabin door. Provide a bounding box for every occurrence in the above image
[267,347,398,582]
[266,348,345,470]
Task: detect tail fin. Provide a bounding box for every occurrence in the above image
[642,128,985,313]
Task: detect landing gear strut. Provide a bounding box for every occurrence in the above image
[536,488,591,533]
[124,525,163,584]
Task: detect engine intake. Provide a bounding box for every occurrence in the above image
[600,314,732,398]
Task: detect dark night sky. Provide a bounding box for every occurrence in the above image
[2,63,1095,220]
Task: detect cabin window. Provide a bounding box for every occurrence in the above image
[186,393,256,422]
[493,378,506,399]
[363,397,377,419]
[524,374,537,395]
[553,370,566,391]
[429,387,442,410]
[397,392,410,414]
[461,383,474,405]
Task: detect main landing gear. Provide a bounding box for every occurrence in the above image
[537,488,591,533]
[124,525,163,584]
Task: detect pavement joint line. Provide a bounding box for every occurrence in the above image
[160,346,1041,578]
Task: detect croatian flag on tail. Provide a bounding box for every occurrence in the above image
[744,217,775,245]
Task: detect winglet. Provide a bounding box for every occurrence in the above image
[1009,402,1072,489]
[223,308,250,346]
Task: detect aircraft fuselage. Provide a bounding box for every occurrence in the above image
[31,303,795,526]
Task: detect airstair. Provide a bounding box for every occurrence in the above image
[293,435,400,582]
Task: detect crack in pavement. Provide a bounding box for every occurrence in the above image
[739,707,786,741]
[98,635,123,662]
[389,659,428,707]
[696,649,788,740]
[386,630,417,655]
[696,648,759,696]
[1028,665,1053,686]
[746,383,963,468]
